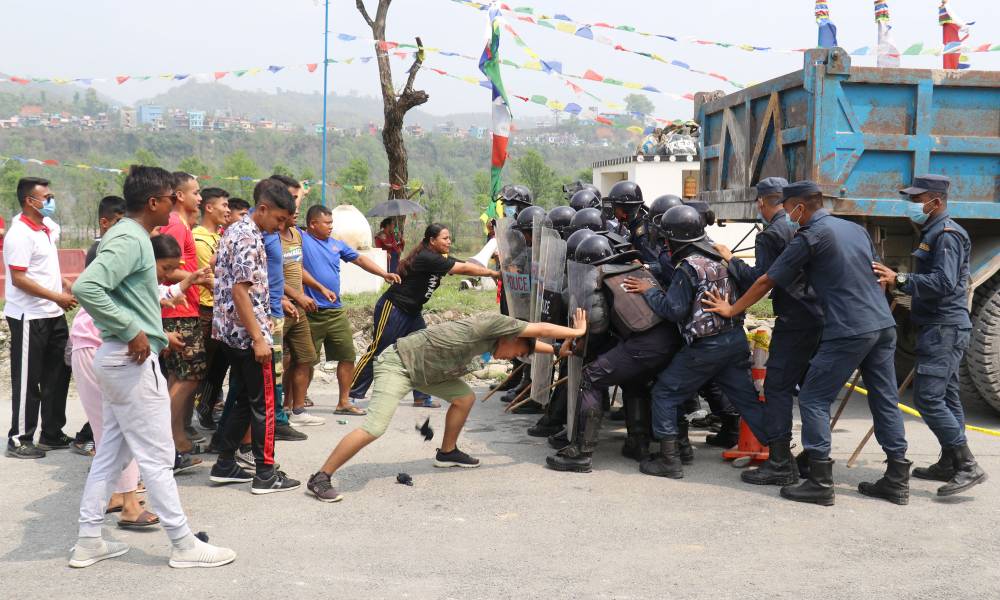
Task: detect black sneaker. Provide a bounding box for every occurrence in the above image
[37,434,73,450]
[6,443,46,459]
[307,472,344,503]
[434,447,480,468]
[173,451,203,475]
[71,440,96,457]
[274,423,307,441]
[209,460,254,484]
[251,470,301,495]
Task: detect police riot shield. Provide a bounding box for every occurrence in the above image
[528,211,544,320]
[565,259,599,441]
[494,217,531,320]
[529,228,567,406]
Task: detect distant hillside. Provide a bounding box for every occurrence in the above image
[139,81,489,130]
[0,77,118,116]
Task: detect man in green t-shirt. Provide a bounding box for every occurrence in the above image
[305,309,589,502]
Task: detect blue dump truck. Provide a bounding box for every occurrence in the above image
[694,47,1000,411]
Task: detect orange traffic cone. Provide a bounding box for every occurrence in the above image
[722,327,771,462]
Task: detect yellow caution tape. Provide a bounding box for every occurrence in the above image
[843,382,1000,438]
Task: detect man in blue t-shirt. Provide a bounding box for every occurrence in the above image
[301,205,399,415]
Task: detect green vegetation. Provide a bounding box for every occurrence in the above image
[340,277,498,316]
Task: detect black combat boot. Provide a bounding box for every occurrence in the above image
[527,413,562,438]
[677,418,694,465]
[493,361,525,392]
[938,444,988,497]
[741,438,797,486]
[500,376,531,403]
[705,412,740,448]
[780,457,835,506]
[796,449,810,479]
[640,436,683,479]
[512,400,544,414]
[621,392,652,462]
[546,409,602,473]
[858,456,912,505]
[912,448,956,482]
[548,427,570,450]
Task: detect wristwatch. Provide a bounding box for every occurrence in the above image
[895,273,908,288]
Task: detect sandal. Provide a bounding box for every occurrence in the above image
[334,406,367,416]
[117,510,160,530]
[414,400,442,408]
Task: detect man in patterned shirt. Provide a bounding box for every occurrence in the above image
[208,178,300,494]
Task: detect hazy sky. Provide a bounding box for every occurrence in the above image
[2,0,997,121]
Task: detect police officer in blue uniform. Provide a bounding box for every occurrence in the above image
[625,205,767,480]
[716,177,825,486]
[703,180,910,506]
[872,174,987,496]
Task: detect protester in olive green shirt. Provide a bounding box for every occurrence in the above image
[305,309,589,503]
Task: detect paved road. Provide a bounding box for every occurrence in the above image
[2,382,1000,599]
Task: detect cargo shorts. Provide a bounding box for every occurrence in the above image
[162,316,207,381]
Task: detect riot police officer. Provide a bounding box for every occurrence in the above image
[564,181,601,203]
[625,205,767,480]
[493,186,537,399]
[872,174,986,497]
[499,184,534,218]
[717,177,824,486]
[703,180,910,506]
[546,235,682,473]
[569,207,605,234]
[605,181,656,261]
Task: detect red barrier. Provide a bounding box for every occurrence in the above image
[0,249,88,299]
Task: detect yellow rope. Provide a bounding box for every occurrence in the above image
[843,382,1000,438]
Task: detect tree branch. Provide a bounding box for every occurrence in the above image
[403,36,425,96]
[355,0,374,28]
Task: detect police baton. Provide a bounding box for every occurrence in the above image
[505,375,568,414]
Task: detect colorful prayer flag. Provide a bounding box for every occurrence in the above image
[875,1,900,67]
[939,1,972,69]
[479,2,513,214]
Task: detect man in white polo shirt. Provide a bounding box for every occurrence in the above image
[4,177,77,459]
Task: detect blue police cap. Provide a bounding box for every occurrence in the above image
[782,180,821,201]
[900,174,950,196]
[756,177,788,204]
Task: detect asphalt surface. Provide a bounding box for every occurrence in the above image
[2,381,1000,599]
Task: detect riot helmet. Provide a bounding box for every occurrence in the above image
[547,206,576,236]
[663,205,705,243]
[573,234,615,265]
[566,229,597,260]
[648,194,683,219]
[570,189,601,211]
[499,184,534,217]
[569,207,604,233]
[604,180,644,223]
[512,205,548,232]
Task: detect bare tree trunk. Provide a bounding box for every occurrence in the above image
[356,0,428,200]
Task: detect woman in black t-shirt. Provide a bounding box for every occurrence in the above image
[350,223,499,407]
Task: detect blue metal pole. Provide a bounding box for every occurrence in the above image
[320,0,330,206]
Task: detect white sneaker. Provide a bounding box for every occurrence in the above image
[289,410,326,427]
[69,539,129,568]
[169,537,236,569]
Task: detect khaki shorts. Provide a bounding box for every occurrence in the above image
[283,314,317,366]
[362,348,472,438]
[308,308,355,364]
[162,317,207,381]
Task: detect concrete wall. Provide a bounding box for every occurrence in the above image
[340,248,389,295]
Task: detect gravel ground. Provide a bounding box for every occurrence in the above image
[1,370,1000,599]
